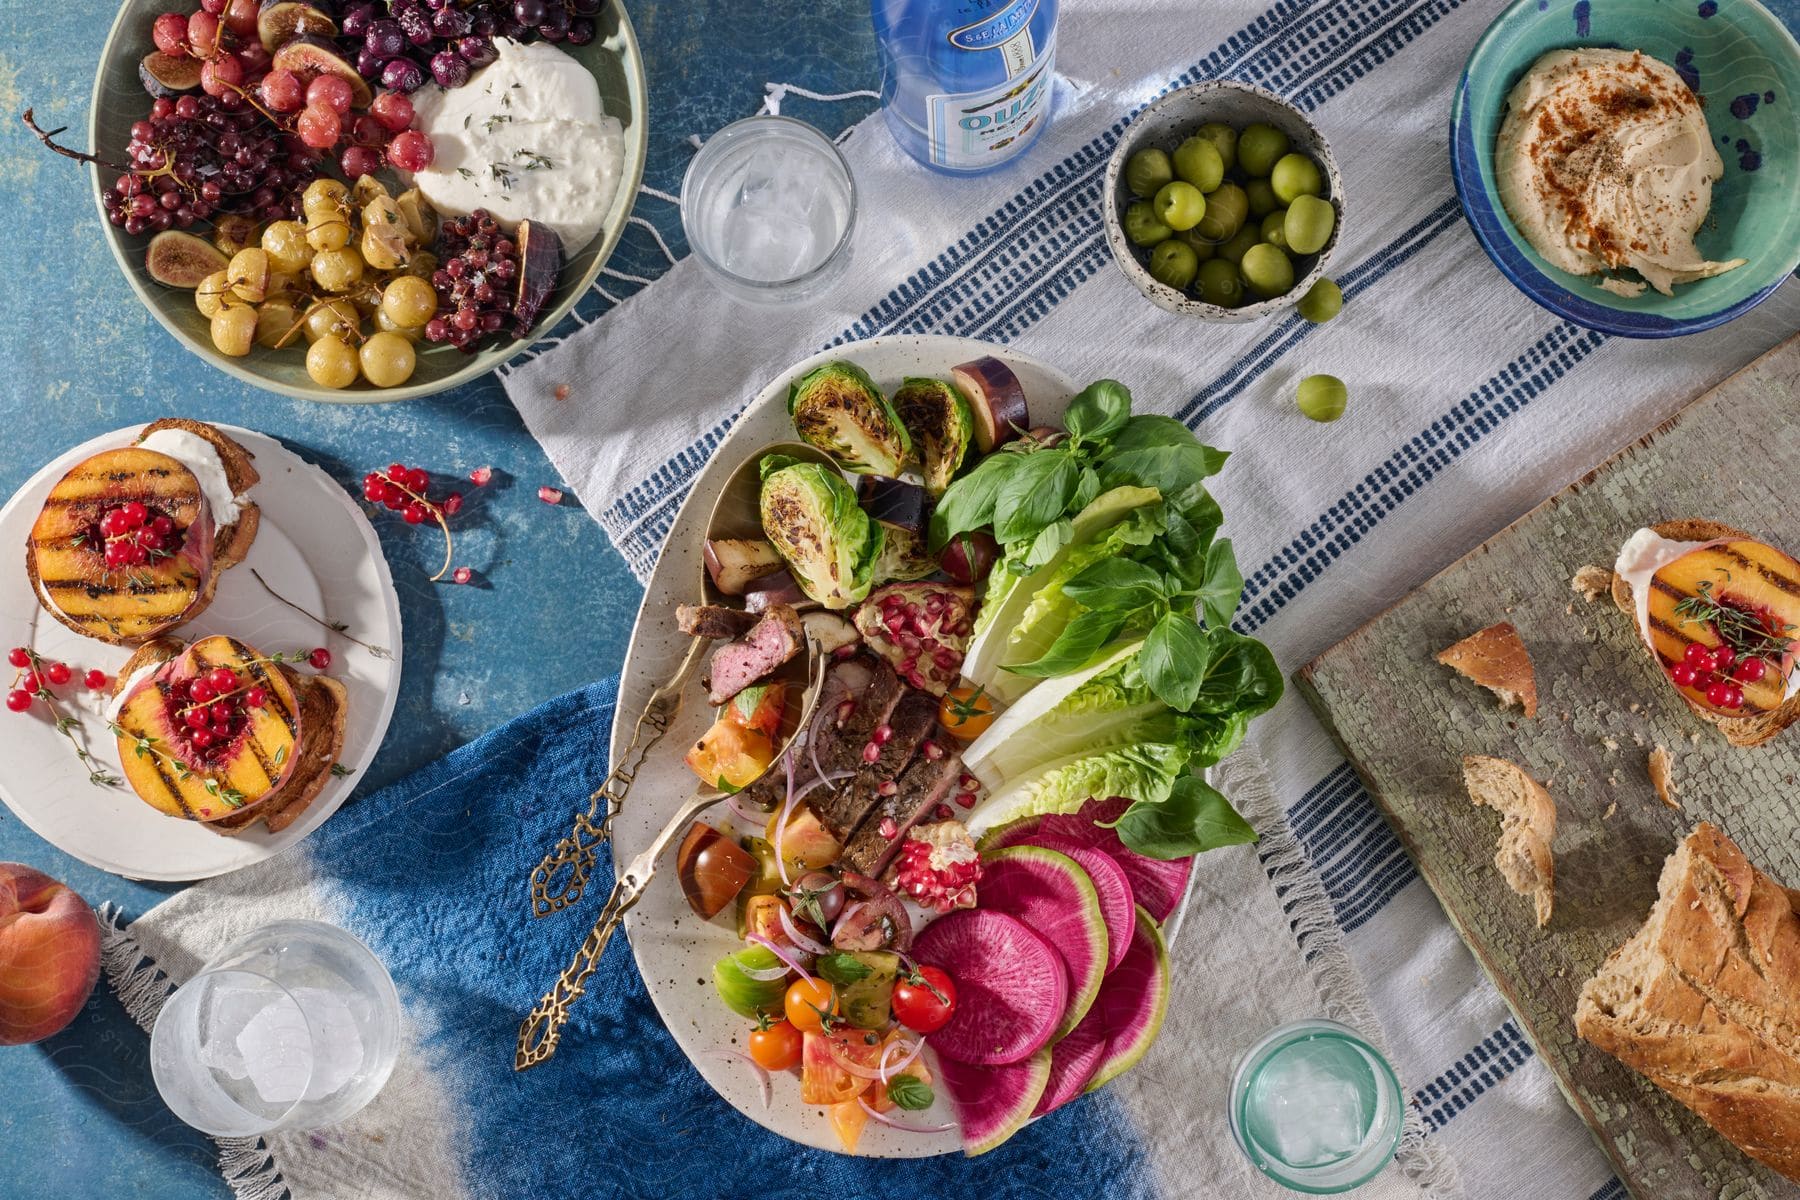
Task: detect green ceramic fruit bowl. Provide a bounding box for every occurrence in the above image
[1451,0,1800,337]
[86,0,647,402]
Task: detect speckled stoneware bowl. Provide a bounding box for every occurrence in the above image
[612,335,1078,1155]
[86,0,647,403]
[1451,0,1800,337]
[1102,81,1344,323]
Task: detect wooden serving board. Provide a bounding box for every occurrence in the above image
[1297,336,1800,1200]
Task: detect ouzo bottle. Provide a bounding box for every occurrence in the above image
[871,0,1059,174]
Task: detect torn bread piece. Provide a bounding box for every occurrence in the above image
[1571,565,1613,603]
[1575,824,1800,1182]
[1438,622,1538,718]
[1461,755,1556,927]
[1647,745,1679,809]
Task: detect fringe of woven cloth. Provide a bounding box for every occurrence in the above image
[1215,751,1466,1198]
[97,904,293,1200]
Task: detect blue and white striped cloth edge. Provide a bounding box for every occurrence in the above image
[504,0,1800,1196]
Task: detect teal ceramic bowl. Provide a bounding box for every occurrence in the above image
[1451,0,1800,337]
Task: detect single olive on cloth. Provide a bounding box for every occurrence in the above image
[1297,374,1349,422]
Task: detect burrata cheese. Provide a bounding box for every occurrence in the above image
[1495,48,1746,297]
[409,39,624,254]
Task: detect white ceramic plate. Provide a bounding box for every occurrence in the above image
[612,335,1080,1156]
[0,425,402,880]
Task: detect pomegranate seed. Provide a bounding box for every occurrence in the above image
[878,817,898,839]
[5,690,30,713]
[442,492,464,516]
[452,566,474,585]
[832,643,856,659]
[955,790,975,808]
[862,742,881,764]
[934,803,954,820]
[84,669,107,690]
[44,662,72,686]
[538,486,564,505]
[1735,657,1768,683]
[6,648,28,669]
[1670,663,1698,687]
[308,647,332,671]
[554,383,571,402]
[932,646,960,670]
[925,594,945,614]
[878,780,898,796]
[960,774,978,790]
[1682,643,1712,667]
[922,740,943,761]
[836,699,856,722]
[873,724,893,745]
[468,465,493,486]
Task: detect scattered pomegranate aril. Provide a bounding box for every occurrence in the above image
[468,465,493,487]
[442,492,464,516]
[922,740,944,762]
[959,774,978,790]
[954,790,975,808]
[935,803,954,820]
[538,486,564,505]
[878,817,898,839]
[861,742,881,764]
[308,647,332,671]
[872,724,893,746]
[451,566,474,585]
[5,690,31,713]
[878,780,898,797]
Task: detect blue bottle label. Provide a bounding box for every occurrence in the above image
[924,30,1055,170]
[946,0,1039,51]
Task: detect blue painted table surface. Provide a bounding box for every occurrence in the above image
[0,1,879,1194]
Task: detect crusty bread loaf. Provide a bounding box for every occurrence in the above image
[1437,622,1538,718]
[1461,755,1556,927]
[1611,519,1800,748]
[1576,824,1800,1182]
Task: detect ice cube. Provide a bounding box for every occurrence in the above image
[720,206,817,282]
[236,995,316,1107]
[196,985,272,1080]
[292,988,364,1102]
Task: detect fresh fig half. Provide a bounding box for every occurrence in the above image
[146,231,230,288]
[514,220,564,335]
[139,51,202,98]
[271,34,373,108]
[258,0,337,52]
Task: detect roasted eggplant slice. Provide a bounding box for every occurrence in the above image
[787,361,911,476]
[950,356,1030,452]
[758,454,883,610]
[892,377,974,497]
[856,475,928,534]
[704,538,785,596]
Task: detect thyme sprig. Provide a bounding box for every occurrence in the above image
[106,720,246,808]
[251,568,394,657]
[12,649,118,788]
[1674,576,1798,671]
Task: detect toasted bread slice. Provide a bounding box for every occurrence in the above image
[1461,755,1556,928]
[210,673,348,836]
[1612,519,1800,747]
[136,419,260,571]
[1437,622,1537,717]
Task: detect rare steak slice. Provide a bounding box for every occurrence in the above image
[677,603,761,640]
[735,657,888,810]
[705,604,803,705]
[813,690,939,843]
[840,751,963,877]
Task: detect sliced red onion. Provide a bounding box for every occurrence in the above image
[776,905,832,956]
[825,1038,889,1080]
[723,790,766,825]
[857,1096,955,1134]
[736,960,791,983]
[878,1036,924,1084]
[704,1049,772,1109]
[746,933,814,984]
[774,748,800,888]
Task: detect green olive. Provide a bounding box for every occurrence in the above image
[1171,136,1225,194]
[1217,225,1261,264]
[1193,182,1248,242]
[1237,123,1290,177]
[1153,181,1206,232]
[1149,239,1200,290]
[1194,257,1245,308]
[1244,179,1280,218]
[1124,147,1175,198]
[1271,153,1324,204]
[1177,227,1218,259]
[1296,278,1343,324]
[1284,194,1337,255]
[1122,200,1173,247]
[1297,374,1348,422]
[1240,243,1295,298]
[1260,210,1290,252]
[1194,122,1238,174]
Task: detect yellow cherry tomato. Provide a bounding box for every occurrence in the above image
[784,976,837,1034]
[939,684,996,740]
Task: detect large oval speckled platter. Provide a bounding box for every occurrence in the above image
[611,335,1080,1155]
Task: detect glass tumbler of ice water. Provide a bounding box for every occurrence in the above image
[150,920,400,1138]
[1228,1019,1405,1193]
[681,116,857,305]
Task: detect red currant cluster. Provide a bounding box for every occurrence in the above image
[1669,641,1765,710]
[6,647,108,714]
[167,664,268,758]
[361,463,462,581]
[94,501,184,570]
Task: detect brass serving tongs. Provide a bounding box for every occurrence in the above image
[514,442,837,1071]
[524,441,833,920]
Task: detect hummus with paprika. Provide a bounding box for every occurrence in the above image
[1496,48,1746,298]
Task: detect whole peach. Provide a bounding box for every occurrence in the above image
[0,863,102,1045]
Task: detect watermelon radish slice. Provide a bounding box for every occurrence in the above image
[1085,905,1170,1093]
[937,1046,1052,1156]
[978,846,1107,1039]
[981,795,1195,923]
[1023,833,1134,973]
[911,909,1067,1065]
[1033,1016,1107,1116]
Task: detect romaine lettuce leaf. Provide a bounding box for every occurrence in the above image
[966,742,1197,840]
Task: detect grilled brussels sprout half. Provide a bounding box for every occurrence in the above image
[787,361,911,477]
[874,525,939,583]
[758,455,884,610]
[892,377,974,498]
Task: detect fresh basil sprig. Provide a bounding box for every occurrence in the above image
[885,1073,935,1112]
[1107,774,1257,859]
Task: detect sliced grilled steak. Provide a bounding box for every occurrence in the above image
[840,750,963,877]
[677,603,760,640]
[705,604,803,705]
[812,691,939,843]
[736,657,882,810]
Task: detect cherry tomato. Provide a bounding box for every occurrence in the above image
[938,685,995,741]
[892,965,957,1034]
[747,1019,803,1071]
[784,976,837,1034]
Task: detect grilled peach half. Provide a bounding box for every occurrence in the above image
[112,636,302,823]
[26,448,215,645]
[1648,539,1800,717]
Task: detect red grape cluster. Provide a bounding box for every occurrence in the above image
[343,0,604,96]
[426,211,522,352]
